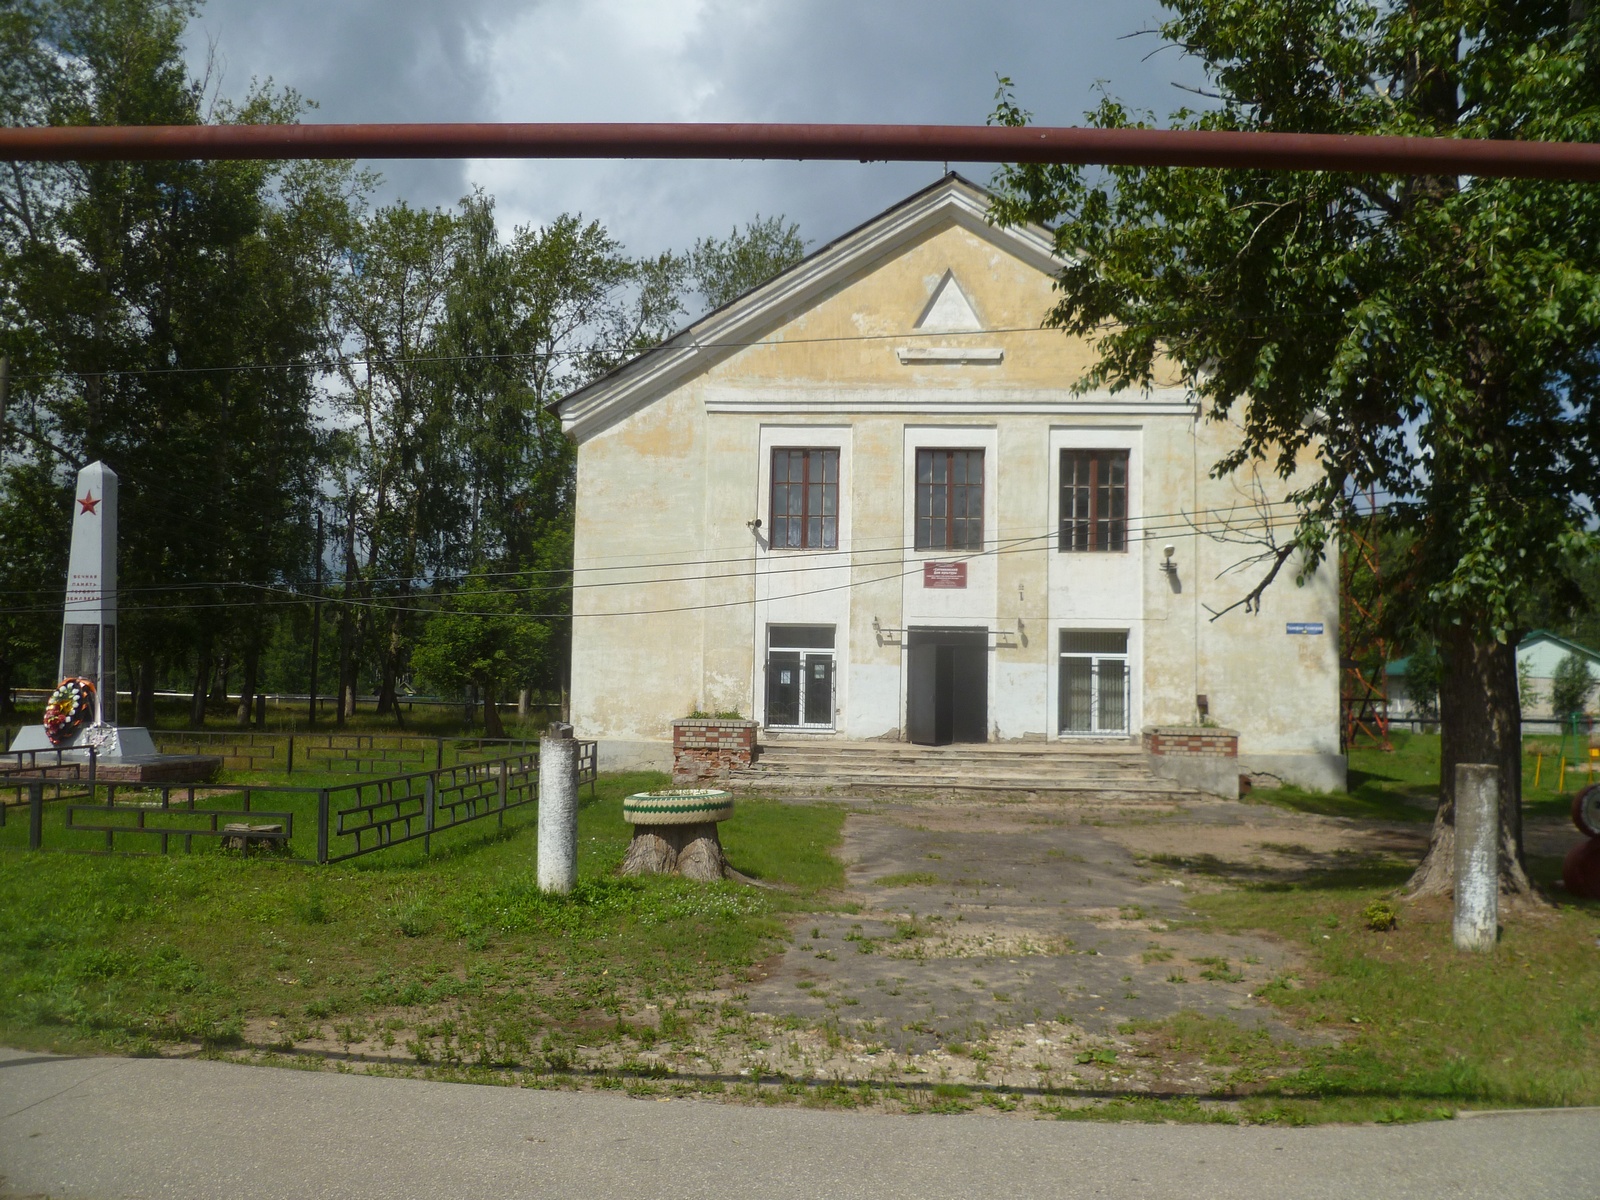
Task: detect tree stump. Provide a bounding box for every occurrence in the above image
[220,823,286,854]
[620,790,734,881]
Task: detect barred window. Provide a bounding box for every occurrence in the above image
[1060,449,1128,552]
[770,448,839,549]
[916,449,984,551]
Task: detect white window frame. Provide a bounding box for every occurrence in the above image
[765,626,837,731]
[1058,632,1132,736]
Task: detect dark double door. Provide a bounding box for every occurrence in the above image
[907,627,988,745]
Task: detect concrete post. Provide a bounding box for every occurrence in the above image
[538,721,578,894]
[1453,763,1499,952]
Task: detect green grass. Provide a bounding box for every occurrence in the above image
[1133,861,1600,1119]
[1250,728,1590,823]
[0,772,846,1061]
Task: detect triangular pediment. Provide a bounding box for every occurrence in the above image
[555,174,1062,440]
[915,271,982,332]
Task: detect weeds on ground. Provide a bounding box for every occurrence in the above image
[1183,859,1600,1115]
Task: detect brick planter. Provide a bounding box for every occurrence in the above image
[1142,726,1239,758]
[1142,725,1240,799]
[672,719,759,785]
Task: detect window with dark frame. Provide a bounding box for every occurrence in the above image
[915,448,984,551]
[770,448,839,549]
[1060,449,1129,552]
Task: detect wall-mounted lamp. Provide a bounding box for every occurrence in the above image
[1160,543,1178,575]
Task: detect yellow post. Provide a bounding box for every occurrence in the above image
[1534,753,1543,788]
[1559,757,1567,792]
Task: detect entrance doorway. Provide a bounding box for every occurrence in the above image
[907,627,988,745]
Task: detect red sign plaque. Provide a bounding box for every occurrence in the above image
[923,561,968,589]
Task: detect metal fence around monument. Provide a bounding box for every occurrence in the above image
[144,730,540,775]
[0,742,595,863]
[0,729,549,776]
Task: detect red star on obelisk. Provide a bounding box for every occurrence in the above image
[78,490,99,515]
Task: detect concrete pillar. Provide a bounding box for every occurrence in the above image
[538,721,578,894]
[1453,763,1499,952]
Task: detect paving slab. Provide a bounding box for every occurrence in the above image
[744,801,1302,1055]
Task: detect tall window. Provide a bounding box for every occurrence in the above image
[770,448,838,549]
[916,448,984,551]
[1060,449,1129,552]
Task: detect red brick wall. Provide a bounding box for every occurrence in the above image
[672,719,759,783]
[1141,726,1239,758]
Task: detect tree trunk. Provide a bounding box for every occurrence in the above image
[212,653,231,707]
[189,636,212,728]
[376,657,397,716]
[1406,626,1536,898]
[0,656,12,719]
[620,823,730,881]
[482,680,506,739]
[135,658,156,726]
[236,646,259,727]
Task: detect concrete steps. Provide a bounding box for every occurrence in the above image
[727,738,1201,799]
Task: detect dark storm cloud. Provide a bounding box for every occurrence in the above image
[187,0,533,204]
[186,1,1206,262]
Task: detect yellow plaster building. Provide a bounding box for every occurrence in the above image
[556,176,1343,790]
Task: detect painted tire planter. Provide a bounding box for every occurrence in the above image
[620,789,735,881]
[623,789,734,826]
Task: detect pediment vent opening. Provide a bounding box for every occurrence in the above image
[914,270,983,333]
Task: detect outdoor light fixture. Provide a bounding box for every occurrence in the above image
[1161,544,1178,574]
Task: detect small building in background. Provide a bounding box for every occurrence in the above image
[1385,629,1600,723]
[555,176,1344,790]
[1515,630,1600,720]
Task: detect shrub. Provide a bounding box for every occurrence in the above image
[1364,900,1399,932]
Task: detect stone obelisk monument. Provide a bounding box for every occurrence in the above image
[9,461,157,759]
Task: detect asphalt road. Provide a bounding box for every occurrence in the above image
[1,1049,1595,1199]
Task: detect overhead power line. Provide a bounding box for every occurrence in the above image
[0,497,1311,599]
[0,506,1318,620]
[6,309,1387,385]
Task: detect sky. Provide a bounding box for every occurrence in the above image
[183,0,1207,262]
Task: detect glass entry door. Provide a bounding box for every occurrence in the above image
[1059,630,1130,735]
[766,625,836,730]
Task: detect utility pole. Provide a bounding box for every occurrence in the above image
[308,509,322,727]
[337,503,357,727]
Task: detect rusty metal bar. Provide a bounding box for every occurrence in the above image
[0,122,1596,180]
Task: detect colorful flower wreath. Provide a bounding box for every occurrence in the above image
[43,676,96,746]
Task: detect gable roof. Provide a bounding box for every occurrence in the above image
[554,173,1061,442]
[1519,629,1600,663]
[1388,630,1600,677]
